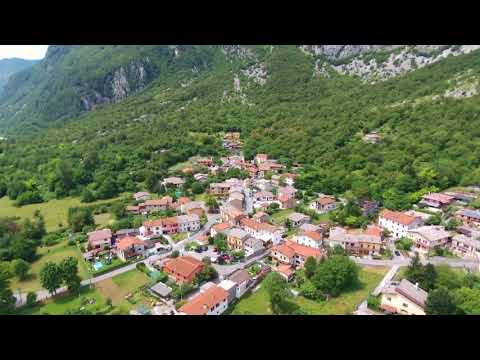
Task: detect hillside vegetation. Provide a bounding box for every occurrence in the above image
[1,45,480,211]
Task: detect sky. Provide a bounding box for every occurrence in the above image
[0,45,49,60]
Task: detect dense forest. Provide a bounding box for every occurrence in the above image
[1,45,480,212]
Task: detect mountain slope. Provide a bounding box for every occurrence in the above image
[0,58,38,93]
[1,45,480,212]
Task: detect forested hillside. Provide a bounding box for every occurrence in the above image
[0,58,38,94]
[1,45,480,211]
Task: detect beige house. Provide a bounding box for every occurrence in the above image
[380,279,428,315]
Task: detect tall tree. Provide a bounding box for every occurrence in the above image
[11,259,30,280]
[39,262,63,295]
[425,288,458,315]
[304,256,317,279]
[0,263,16,314]
[60,257,81,295]
[263,272,298,315]
[311,255,359,297]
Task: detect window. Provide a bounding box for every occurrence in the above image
[402,303,408,308]
[387,297,392,301]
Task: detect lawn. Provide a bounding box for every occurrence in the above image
[0,195,125,232]
[172,232,188,242]
[10,242,91,293]
[94,213,113,228]
[229,267,388,315]
[18,286,107,315]
[312,212,332,225]
[96,269,153,315]
[270,209,294,225]
[194,193,208,202]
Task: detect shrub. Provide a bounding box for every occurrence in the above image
[367,295,380,310]
[171,250,180,258]
[26,292,37,307]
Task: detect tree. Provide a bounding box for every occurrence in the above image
[425,288,458,315]
[419,263,437,291]
[304,256,317,279]
[327,245,347,257]
[26,291,37,308]
[445,218,461,231]
[405,252,423,284]
[60,257,81,295]
[0,264,16,314]
[22,210,46,240]
[171,250,180,258]
[263,272,299,315]
[453,287,480,315]
[68,207,94,232]
[299,280,318,300]
[213,233,228,253]
[205,195,219,210]
[311,255,359,297]
[81,188,96,203]
[191,182,204,195]
[434,264,462,290]
[40,262,63,295]
[395,237,413,251]
[11,259,31,280]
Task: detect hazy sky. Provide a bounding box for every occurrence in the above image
[0,45,49,60]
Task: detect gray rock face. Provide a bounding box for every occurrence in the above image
[300,45,400,60]
[76,59,154,111]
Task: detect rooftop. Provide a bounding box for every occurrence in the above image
[116,236,144,251]
[179,286,230,315]
[88,229,112,243]
[380,209,417,225]
[229,269,252,285]
[408,226,450,242]
[164,256,203,278]
[396,279,428,309]
[288,212,310,222]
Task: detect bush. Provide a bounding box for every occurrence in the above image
[367,295,380,310]
[395,237,413,251]
[136,262,147,273]
[67,239,76,246]
[171,250,180,258]
[26,292,37,307]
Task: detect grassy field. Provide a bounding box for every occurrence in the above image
[0,195,125,232]
[230,267,387,315]
[18,286,107,315]
[271,209,294,225]
[10,242,91,293]
[94,213,113,228]
[172,232,188,242]
[19,269,152,315]
[96,269,152,314]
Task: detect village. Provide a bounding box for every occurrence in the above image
[23,131,480,316]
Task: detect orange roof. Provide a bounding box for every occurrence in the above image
[285,241,323,258]
[143,216,178,228]
[179,286,230,315]
[276,264,295,277]
[164,256,203,279]
[177,197,191,205]
[380,209,416,225]
[145,196,173,206]
[317,196,335,205]
[303,231,322,241]
[277,194,291,202]
[162,217,179,226]
[182,167,194,174]
[212,222,232,232]
[116,236,144,251]
[254,211,268,218]
[366,225,383,237]
[271,243,296,258]
[240,217,280,233]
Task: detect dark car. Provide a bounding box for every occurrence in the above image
[194,247,203,253]
[394,250,401,257]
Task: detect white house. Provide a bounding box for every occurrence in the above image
[178,286,229,315]
[240,218,283,246]
[177,214,201,233]
[244,237,264,257]
[407,226,450,253]
[378,210,423,239]
[295,231,323,249]
[228,269,252,299]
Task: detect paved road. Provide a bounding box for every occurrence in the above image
[15,213,221,308]
[351,256,479,270]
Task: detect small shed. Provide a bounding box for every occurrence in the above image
[150,282,173,298]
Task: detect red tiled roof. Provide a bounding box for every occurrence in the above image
[177,197,191,205]
[179,286,229,315]
[271,243,296,258]
[116,236,144,251]
[164,256,203,279]
[145,196,173,206]
[380,210,416,225]
[240,217,280,233]
[276,264,294,278]
[303,231,322,241]
[88,229,112,243]
[286,241,322,258]
[423,193,455,204]
[366,225,383,237]
[212,223,232,232]
[316,196,336,205]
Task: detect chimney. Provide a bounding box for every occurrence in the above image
[415,282,419,290]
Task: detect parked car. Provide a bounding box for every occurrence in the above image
[394,250,401,257]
